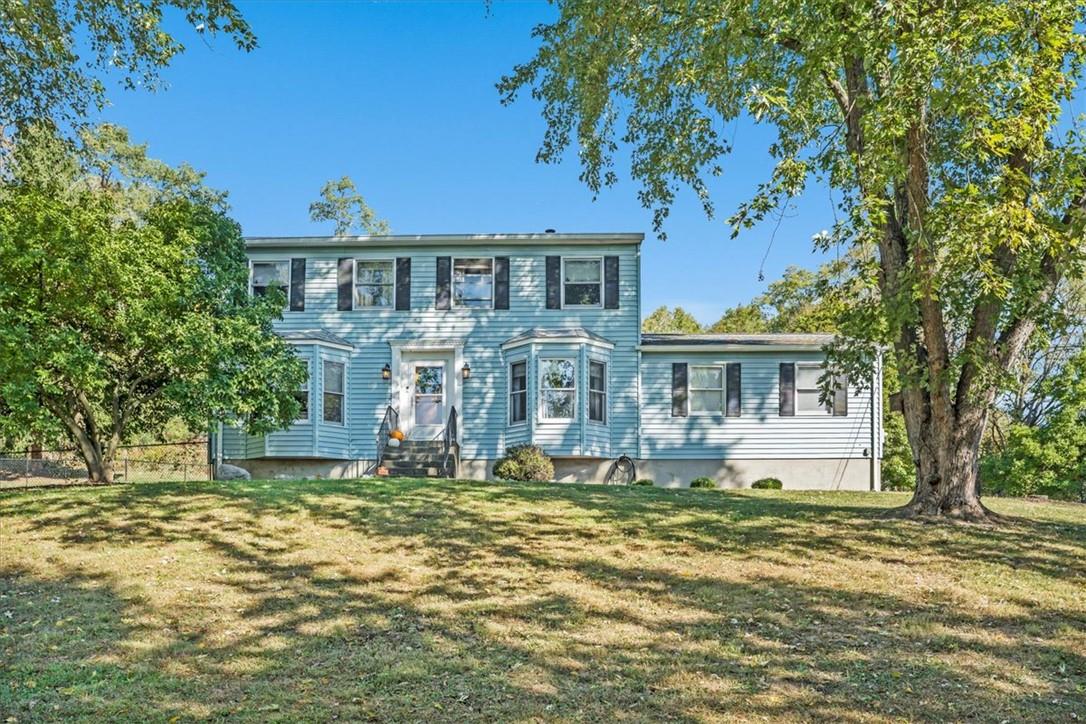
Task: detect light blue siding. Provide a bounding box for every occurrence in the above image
[264,349,314,457]
[224,236,879,474]
[314,348,351,458]
[639,350,876,459]
[236,241,642,462]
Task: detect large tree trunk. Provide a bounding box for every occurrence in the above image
[83,450,115,484]
[891,390,997,522]
[44,396,118,485]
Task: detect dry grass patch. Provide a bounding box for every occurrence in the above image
[1,479,1084,722]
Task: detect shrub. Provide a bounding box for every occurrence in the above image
[979,349,1086,502]
[493,445,554,482]
[881,409,916,491]
[633,478,654,486]
[751,477,783,490]
[981,422,1086,501]
[689,476,715,489]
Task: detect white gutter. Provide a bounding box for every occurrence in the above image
[638,344,829,353]
[246,232,645,249]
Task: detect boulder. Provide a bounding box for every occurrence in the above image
[216,463,251,481]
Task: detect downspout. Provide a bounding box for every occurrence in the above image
[635,244,643,462]
[216,421,224,475]
[869,349,880,491]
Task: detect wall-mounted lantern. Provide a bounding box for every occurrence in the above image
[462,362,471,380]
[381,363,392,381]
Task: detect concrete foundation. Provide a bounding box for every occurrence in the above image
[226,458,371,480]
[633,458,877,491]
[228,455,878,491]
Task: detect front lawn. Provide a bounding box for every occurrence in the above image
[1,479,1084,722]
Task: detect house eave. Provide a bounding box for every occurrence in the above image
[278,329,354,352]
[245,232,644,250]
[502,336,616,352]
[638,344,829,353]
[284,339,354,352]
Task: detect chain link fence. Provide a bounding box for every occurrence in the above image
[0,440,213,490]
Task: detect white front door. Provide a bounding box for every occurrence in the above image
[408,361,446,440]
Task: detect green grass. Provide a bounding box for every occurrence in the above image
[1,479,1084,722]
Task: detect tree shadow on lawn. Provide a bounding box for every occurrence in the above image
[2,479,1084,722]
[466,480,1086,577]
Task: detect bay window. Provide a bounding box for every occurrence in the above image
[509,360,527,424]
[540,359,575,420]
[589,360,607,423]
[295,361,310,422]
[323,360,345,424]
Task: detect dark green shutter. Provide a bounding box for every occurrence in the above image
[833,375,848,416]
[289,258,305,312]
[435,256,451,310]
[494,257,510,310]
[545,256,561,309]
[395,257,411,311]
[726,363,741,417]
[779,363,795,416]
[672,363,688,417]
[337,258,352,311]
[604,256,619,309]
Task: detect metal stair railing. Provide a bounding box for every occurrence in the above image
[441,406,459,478]
[375,405,398,472]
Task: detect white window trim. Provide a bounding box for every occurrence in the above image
[795,362,832,416]
[507,357,529,426]
[688,364,726,416]
[451,256,496,310]
[539,357,576,422]
[322,358,347,426]
[352,257,397,311]
[560,256,603,309]
[295,358,311,423]
[249,259,291,310]
[588,358,608,425]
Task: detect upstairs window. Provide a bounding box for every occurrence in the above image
[562,258,602,307]
[323,360,345,424]
[690,365,724,413]
[540,359,575,420]
[251,261,290,306]
[509,360,527,424]
[355,259,395,308]
[453,258,494,308]
[589,360,607,423]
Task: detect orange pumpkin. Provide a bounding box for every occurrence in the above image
[390,429,405,441]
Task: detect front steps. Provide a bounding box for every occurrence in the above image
[379,439,458,478]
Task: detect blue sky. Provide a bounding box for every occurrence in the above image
[98,1,842,325]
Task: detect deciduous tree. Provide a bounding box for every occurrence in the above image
[501,0,1086,520]
[0,125,305,482]
[309,176,390,236]
[642,305,704,333]
[0,0,255,130]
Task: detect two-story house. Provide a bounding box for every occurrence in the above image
[216,232,883,490]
